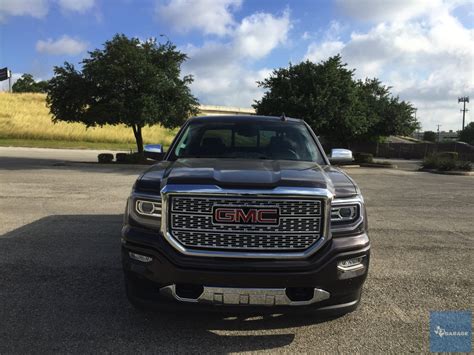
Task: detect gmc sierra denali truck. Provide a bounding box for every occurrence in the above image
[122,115,370,315]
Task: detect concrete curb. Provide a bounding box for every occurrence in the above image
[47,160,150,168]
[359,163,398,169]
[420,169,474,176]
[338,164,361,168]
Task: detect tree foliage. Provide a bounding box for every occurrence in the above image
[47,34,199,153]
[253,56,419,146]
[458,122,474,145]
[12,74,48,93]
[423,131,437,142]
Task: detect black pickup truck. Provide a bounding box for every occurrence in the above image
[122,115,370,315]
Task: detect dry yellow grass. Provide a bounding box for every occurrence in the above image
[0,92,177,148]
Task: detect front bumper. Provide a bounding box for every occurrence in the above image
[159,285,332,306]
[121,225,370,311]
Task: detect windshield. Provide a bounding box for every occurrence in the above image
[171,121,324,163]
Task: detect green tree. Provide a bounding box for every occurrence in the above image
[47,34,199,153]
[423,131,437,142]
[253,56,419,146]
[253,56,368,146]
[458,122,474,145]
[12,74,48,93]
[357,78,419,140]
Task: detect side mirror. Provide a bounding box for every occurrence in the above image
[329,148,353,164]
[144,144,166,161]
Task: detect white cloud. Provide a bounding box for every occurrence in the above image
[336,0,446,23]
[304,21,346,63]
[305,41,344,63]
[181,9,292,106]
[182,42,273,106]
[58,0,95,13]
[304,2,474,131]
[233,10,291,59]
[156,0,242,36]
[36,35,88,55]
[185,64,269,107]
[302,31,311,40]
[0,0,96,20]
[0,0,48,21]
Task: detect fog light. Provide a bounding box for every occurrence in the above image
[337,256,364,271]
[129,252,152,263]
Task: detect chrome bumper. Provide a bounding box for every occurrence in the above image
[159,285,330,306]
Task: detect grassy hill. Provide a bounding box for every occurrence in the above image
[0,92,177,150]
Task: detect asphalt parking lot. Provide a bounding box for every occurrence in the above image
[0,147,472,353]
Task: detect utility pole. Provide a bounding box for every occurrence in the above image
[458,96,469,131]
[437,124,441,144]
[414,108,419,139]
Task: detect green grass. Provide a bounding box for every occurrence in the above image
[0,138,139,151]
[0,92,177,148]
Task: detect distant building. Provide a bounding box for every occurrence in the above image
[385,136,418,144]
[413,130,459,142]
[199,105,255,116]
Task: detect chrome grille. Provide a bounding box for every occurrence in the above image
[172,214,319,233]
[173,231,318,250]
[169,196,323,251]
[172,197,321,216]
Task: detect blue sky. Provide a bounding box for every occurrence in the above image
[1,0,473,131]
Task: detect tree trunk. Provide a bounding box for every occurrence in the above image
[132,124,144,154]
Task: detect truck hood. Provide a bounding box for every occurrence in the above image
[135,158,358,198]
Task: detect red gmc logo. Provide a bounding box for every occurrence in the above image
[213,206,279,225]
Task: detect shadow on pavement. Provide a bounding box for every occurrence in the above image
[0,156,146,175]
[0,215,336,353]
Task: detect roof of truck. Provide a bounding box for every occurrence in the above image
[188,115,303,124]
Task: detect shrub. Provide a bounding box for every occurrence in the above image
[456,160,472,171]
[422,154,471,172]
[421,155,439,169]
[354,152,374,163]
[436,151,458,160]
[437,158,457,171]
[126,153,144,164]
[116,153,128,163]
[114,152,148,164]
[98,153,113,163]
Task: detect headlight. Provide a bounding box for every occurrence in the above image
[135,199,161,217]
[331,198,364,235]
[127,194,162,229]
[331,205,358,224]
